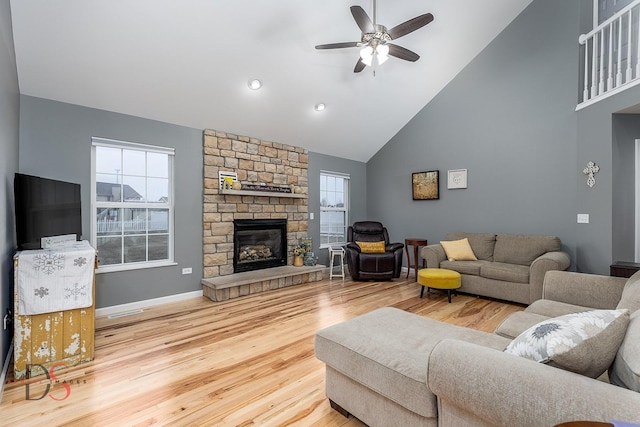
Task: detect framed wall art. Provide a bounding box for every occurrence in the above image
[412,170,439,200]
[447,169,467,189]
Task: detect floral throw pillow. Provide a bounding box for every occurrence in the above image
[504,309,630,378]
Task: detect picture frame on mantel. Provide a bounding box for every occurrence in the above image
[447,169,467,189]
[412,170,439,200]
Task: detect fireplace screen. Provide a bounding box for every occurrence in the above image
[233,219,287,273]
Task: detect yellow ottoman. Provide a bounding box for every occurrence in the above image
[417,268,461,303]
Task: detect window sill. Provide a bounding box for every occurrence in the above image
[96,260,178,274]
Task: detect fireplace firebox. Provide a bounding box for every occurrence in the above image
[233,219,287,273]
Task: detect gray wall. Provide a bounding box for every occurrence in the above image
[308,152,367,266]
[367,0,581,269]
[573,0,640,272]
[577,87,640,273]
[612,114,640,263]
[19,96,203,308]
[0,0,19,375]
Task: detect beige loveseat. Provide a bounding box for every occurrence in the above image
[421,232,571,304]
[314,271,640,427]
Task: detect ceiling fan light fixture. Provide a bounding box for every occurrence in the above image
[359,45,374,66]
[376,44,389,64]
[316,5,433,73]
[360,43,389,67]
[248,79,262,90]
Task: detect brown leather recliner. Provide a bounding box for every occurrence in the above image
[345,221,404,281]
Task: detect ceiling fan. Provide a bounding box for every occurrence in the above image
[315,2,434,73]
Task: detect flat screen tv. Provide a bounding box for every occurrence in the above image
[14,173,82,250]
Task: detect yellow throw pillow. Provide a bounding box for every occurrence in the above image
[440,238,477,261]
[356,241,386,253]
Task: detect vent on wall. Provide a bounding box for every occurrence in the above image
[107,309,143,319]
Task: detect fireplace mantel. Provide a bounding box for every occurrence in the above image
[220,189,307,199]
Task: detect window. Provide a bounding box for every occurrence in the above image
[320,171,349,247]
[91,137,175,271]
[597,0,634,25]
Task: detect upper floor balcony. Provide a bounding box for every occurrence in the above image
[578,0,640,109]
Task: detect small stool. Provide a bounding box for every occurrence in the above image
[404,238,428,279]
[418,268,461,303]
[328,246,345,280]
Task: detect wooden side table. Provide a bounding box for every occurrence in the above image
[405,238,428,279]
[610,261,640,278]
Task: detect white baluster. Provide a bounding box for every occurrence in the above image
[583,37,590,101]
[637,5,640,78]
[599,27,605,94]
[608,22,614,90]
[616,16,623,86]
[627,9,633,82]
[592,32,599,98]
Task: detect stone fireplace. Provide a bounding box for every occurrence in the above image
[233,219,287,273]
[201,129,323,302]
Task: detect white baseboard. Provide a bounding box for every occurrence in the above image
[0,342,13,403]
[95,290,203,318]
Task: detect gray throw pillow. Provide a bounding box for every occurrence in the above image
[504,309,630,378]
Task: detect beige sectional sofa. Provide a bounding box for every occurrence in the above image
[315,270,640,427]
[421,232,571,304]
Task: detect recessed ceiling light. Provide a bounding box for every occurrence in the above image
[248,79,262,90]
[314,103,326,111]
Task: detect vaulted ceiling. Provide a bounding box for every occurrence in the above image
[10,0,532,162]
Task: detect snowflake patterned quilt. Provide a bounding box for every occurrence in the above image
[17,240,95,315]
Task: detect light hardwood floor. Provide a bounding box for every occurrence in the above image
[1,275,524,426]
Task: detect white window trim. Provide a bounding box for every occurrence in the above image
[319,170,350,249]
[92,136,175,154]
[91,137,176,273]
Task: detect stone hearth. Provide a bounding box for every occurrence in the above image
[202,265,324,302]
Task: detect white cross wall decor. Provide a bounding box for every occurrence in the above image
[583,161,600,188]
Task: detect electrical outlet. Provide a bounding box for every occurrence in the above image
[182,267,192,275]
[577,214,589,224]
[309,212,314,220]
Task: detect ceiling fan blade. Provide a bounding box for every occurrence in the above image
[350,6,374,34]
[388,44,420,62]
[354,58,366,73]
[315,42,360,50]
[388,13,434,40]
